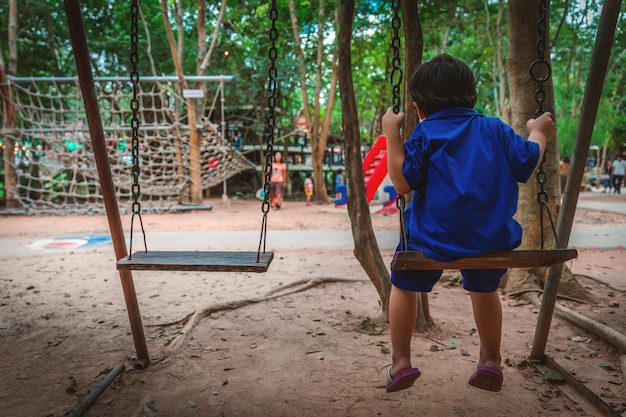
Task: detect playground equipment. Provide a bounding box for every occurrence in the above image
[389,0,578,272]
[1,75,252,214]
[363,135,389,203]
[116,0,276,274]
[63,0,279,366]
[385,1,621,388]
[334,135,398,214]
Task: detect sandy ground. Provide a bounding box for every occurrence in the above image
[0,192,625,417]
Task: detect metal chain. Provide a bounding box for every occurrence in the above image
[390,0,403,115]
[129,0,147,257]
[257,0,278,259]
[531,0,558,249]
[390,0,407,250]
[530,0,550,118]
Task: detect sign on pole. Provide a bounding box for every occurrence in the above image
[183,89,205,98]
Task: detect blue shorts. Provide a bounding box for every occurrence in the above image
[391,267,506,293]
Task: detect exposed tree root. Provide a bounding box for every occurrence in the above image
[158,277,366,356]
[525,291,626,400]
[505,288,590,304]
[146,312,194,328]
[525,292,626,352]
[504,266,596,304]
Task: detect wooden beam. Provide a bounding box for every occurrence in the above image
[64,0,149,367]
[118,251,274,273]
[392,249,578,270]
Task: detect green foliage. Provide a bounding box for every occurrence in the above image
[1,0,623,153]
[550,0,626,156]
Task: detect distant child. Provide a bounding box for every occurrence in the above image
[382,54,554,393]
[270,151,287,209]
[334,169,345,199]
[304,173,314,206]
[232,130,243,152]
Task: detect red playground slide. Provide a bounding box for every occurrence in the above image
[363,135,389,203]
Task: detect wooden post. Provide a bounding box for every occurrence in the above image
[64,0,150,367]
[0,86,18,209]
[187,97,203,205]
[531,0,622,361]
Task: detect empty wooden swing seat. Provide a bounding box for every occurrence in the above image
[391,248,578,271]
[117,251,274,273]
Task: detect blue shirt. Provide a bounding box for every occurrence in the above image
[402,107,540,262]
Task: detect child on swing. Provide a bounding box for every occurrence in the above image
[382,54,554,393]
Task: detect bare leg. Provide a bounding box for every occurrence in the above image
[389,284,418,377]
[468,291,502,370]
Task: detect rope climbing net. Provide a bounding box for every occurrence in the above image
[1,76,254,214]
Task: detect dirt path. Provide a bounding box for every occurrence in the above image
[0,193,624,416]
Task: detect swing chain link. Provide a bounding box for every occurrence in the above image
[257,0,278,258]
[532,0,558,249]
[262,0,278,216]
[129,0,147,256]
[390,0,403,115]
[530,0,551,118]
[130,0,141,216]
[390,0,408,251]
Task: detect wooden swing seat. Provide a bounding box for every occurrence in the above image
[117,251,274,273]
[391,248,577,270]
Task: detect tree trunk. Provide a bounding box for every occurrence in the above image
[195,0,207,120]
[401,0,422,134]
[1,0,19,209]
[195,0,226,118]
[197,0,207,74]
[504,0,589,299]
[496,0,509,124]
[484,0,500,116]
[402,0,433,330]
[311,0,336,204]
[315,43,338,203]
[160,0,202,205]
[338,0,391,316]
[139,5,158,76]
[289,0,336,204]
[288,0,312,199]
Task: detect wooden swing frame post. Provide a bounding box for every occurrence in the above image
[64,0,276,365]
[530,0,622,361]
[64,0,150,367]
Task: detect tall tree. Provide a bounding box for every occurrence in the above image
[338,0,391,316]
[159,0,201,204]
[288,0,338,203]
[1,0,18,209]
[504,0,588,298]
[397,0,432,330]
[195,0,227,118]
[484,0,508,121]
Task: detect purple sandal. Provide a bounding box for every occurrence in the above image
[386,367,421,393]
[468,364,503,392]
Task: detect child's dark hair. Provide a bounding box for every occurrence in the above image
[409,54,477,117]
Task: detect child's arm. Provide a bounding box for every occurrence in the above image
[526,112,555,171]
[382,107,412,195]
